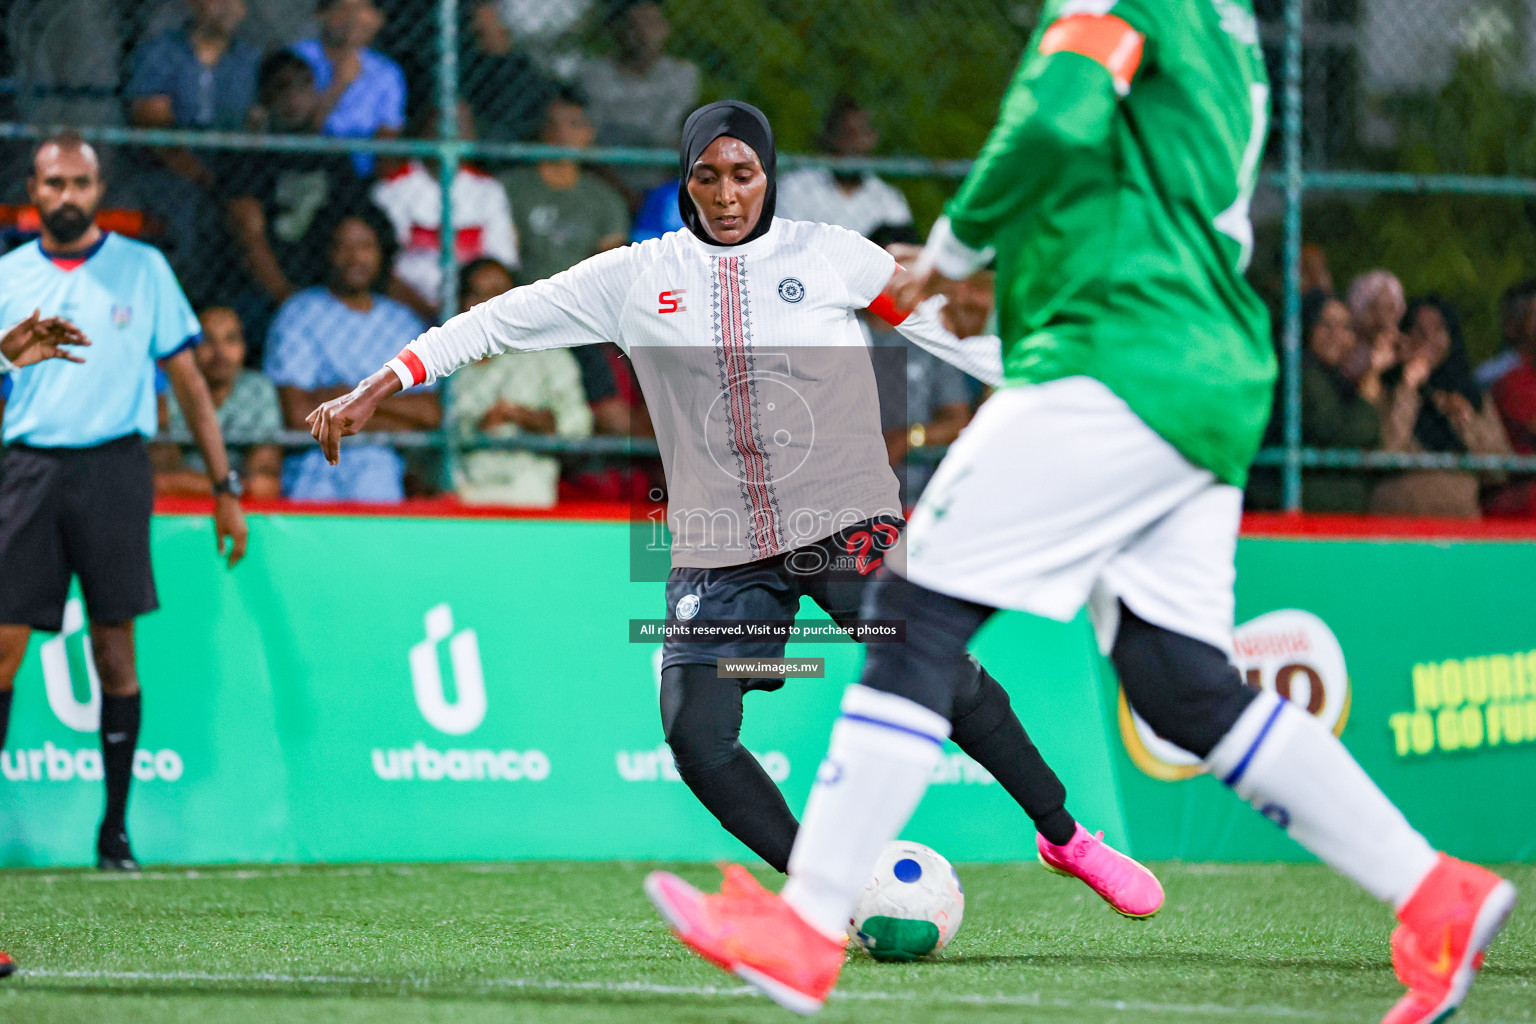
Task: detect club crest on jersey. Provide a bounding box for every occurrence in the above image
[111,304,132,327]
[777,278,805,303]
[675,593,701,620]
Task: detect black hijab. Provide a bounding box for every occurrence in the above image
[1399,296,1482,454]
[677,100,777,247]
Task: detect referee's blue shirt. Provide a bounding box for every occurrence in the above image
[0,233,200,448]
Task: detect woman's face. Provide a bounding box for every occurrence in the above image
[686,136,768,245]
[1309,298,1357,368]
[1408,304,1453,370]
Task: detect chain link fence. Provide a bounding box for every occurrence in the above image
[1,0,1533,515]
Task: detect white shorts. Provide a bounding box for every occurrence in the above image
[898,376,1242,656]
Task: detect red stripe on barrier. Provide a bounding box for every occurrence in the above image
[1241,512,1536,540]
[154,497,654,522]
[151,498,1536,539]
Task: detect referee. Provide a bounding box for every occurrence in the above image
[0,133,248,871]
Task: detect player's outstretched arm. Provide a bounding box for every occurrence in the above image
[308,367,401,466]
[0,309,90,371]
[896,11,1144,309]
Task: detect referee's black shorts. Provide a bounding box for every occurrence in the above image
[0,434,158,632]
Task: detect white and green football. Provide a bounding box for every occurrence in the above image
[848,840,964,961]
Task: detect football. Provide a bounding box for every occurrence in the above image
[848,841,965,962]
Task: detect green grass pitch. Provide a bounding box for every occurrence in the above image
[1,861,1531,1024]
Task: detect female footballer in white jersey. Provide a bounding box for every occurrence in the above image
[308,101,1160,914]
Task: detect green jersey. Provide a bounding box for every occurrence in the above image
[940,0,1274,486]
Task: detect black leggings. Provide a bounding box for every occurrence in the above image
[662,643,1076,871]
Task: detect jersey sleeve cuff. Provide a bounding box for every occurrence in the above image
[926,216,995,280]
[386,357,416,391]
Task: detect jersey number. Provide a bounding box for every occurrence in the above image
[1213,82,1269,274]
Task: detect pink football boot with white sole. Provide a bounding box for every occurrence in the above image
[1037,824,1164,919]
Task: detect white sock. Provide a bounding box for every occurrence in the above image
[1205,690,1438,909]
[781,685,950,940]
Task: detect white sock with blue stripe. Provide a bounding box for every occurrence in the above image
[782,684,951,940]
[1205,690,1437,908]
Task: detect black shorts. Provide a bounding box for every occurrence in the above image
[660,515,903,673]
[0,434,158,632]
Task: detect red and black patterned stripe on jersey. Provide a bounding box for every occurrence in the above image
[711,254,784,559]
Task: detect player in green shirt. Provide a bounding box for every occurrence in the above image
[645,4,1516,1020]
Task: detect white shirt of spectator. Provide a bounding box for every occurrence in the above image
[395,220,997,567]
[775,168,914,239]
[371,160,519,307]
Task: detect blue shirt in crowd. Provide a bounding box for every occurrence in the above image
[264,287,428,502]
[124,28,260,130]
[0,233,200,448]
[631,179,685,243]
[290,39,406,176]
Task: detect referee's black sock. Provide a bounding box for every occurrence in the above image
[949,658,1078,847]
[0,689,11,750]
[99,693,141,838]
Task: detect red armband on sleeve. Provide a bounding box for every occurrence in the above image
[868,292,912,328]
[387,347,427,388]
[1039,13,1145,96]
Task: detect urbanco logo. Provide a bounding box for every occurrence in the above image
[2,599,183,784]
[1118,609,1352,781]
[409,603,487,735]
[371,604,548,782]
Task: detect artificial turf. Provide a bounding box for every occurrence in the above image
[1,860,1532,1024]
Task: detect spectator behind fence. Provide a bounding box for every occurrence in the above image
[123,0,261,308]
[461,0,558,143]
[448,259,591,506]
[371,104,518,322]
[1372,297,1513,519]
[777,96,914,239]
[153,307,283,499]
[141,0,318,53]
[500,90,629,283]
[1297,290,1381,513]
[868,303,974,507]
[1475,278,1536,388]
[222,51,373,362]
[6,0,123,126]
[291,0,405,176]
[1344,268,1406,406]
[265,207,439,501]
[575,1,698,197]
[630,177,684,242]
[126,0,260,140]
[1492,287,1536,455]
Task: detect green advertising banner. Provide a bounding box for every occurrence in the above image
[2,514,1533,867]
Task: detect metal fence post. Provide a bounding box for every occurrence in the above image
[437,0,461,493]
[1280,0,1305,512]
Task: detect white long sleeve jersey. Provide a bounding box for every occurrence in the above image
[391,219,1001,568]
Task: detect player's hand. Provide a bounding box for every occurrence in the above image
[213,493,248,569]
[307,373,395,465]
[891,262,958,311]
[1,310,90,368]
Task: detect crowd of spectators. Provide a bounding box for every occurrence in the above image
[1250,249,1536,520]
[0,0,980,509]
[0,0,708,506]
[7,2,1535,517]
